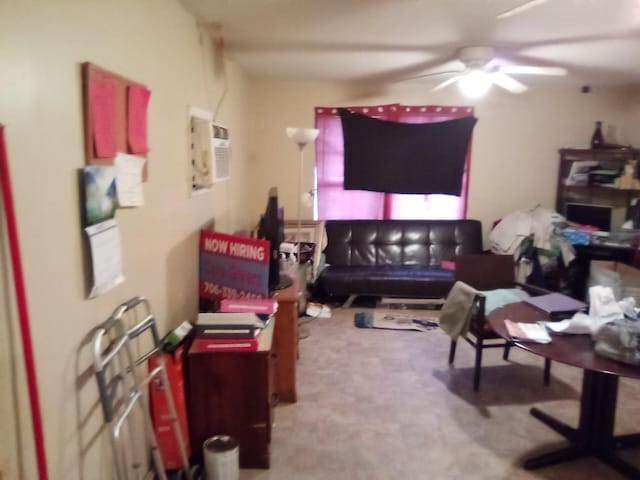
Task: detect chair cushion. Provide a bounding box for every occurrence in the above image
[481,288,531,315]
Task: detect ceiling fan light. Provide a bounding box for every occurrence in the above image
[458,69,491,98]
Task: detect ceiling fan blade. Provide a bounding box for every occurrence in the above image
[490,72,528,94]
[496,0,550,19]
[399,69,463,83]
[499,65,567,76]
[430,75,462,92]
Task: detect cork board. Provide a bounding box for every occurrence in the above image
[81,62,150,180]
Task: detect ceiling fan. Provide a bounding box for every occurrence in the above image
[496,0,551,19]
[420,46,567,97]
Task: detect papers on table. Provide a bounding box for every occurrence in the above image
[505,319,552,344]
[544,315,597,335]
[545,286,639,336]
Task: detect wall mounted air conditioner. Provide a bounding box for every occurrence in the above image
[189,106,231,192]
[210,123,231,183]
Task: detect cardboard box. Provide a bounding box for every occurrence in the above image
[589,260,640,302]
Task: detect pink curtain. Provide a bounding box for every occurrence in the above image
[314,104,474,220]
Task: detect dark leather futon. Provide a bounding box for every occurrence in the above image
[315,219,483,306]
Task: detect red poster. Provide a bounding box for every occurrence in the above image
[199,231,270,307]
[90,77,117,158]
[127,85,151,154]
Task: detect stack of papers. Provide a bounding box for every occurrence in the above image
[196,312,267,339]
[197,312,266,327]
[219,298,278,315]
[505,319,552,344]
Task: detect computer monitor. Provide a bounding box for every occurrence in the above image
[257,187,293,291]
[565,202,626,232]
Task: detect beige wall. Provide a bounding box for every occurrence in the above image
[625,90,640,145]
[0,1,250,478]
[248,80,639,243]
[2,2,639,479]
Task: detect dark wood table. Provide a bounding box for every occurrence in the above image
[488,301,640,479]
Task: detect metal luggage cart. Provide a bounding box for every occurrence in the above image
[92,297,196,480]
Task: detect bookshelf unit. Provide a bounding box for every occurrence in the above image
[556,147,640,229]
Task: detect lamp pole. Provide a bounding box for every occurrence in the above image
[286,127,319,261]
[297,144,304,245]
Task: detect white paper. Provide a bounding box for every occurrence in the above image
[306,302,332,318]
[544,315,594,334]
[565,160,598,186]
[544,291,638,335]
[85,219,125,298]
[114,152,146,207]
[505,319,552,343]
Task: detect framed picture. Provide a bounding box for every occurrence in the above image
[283,220,325,244]
[283,226,317,243]
[282,220,326,281]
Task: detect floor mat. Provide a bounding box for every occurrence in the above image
[354,310,439,331]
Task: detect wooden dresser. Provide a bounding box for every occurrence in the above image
[272,283,299,403]
[186,320,276,468]
[185,286,299,468]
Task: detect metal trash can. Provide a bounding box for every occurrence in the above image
[203,435,239,480]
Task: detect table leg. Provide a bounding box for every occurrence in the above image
[524,370,640,479]
[614,433,640,449]
[524,445,586,469]
[530,407,578,442]
[600,451,640,479]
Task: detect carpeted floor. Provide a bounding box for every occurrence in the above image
[239,306,640,479]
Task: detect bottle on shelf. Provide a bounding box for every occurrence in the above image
[590,121,605,149]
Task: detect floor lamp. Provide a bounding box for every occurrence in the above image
[285,127,319,257]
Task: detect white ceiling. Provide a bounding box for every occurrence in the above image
[180,0,640,88]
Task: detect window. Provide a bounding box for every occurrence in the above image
[314,104,474,220]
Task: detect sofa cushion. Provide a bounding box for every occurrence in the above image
[318,265,455,298]
[323,219,482,267]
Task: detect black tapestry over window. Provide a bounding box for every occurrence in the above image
[338,108,477,195]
